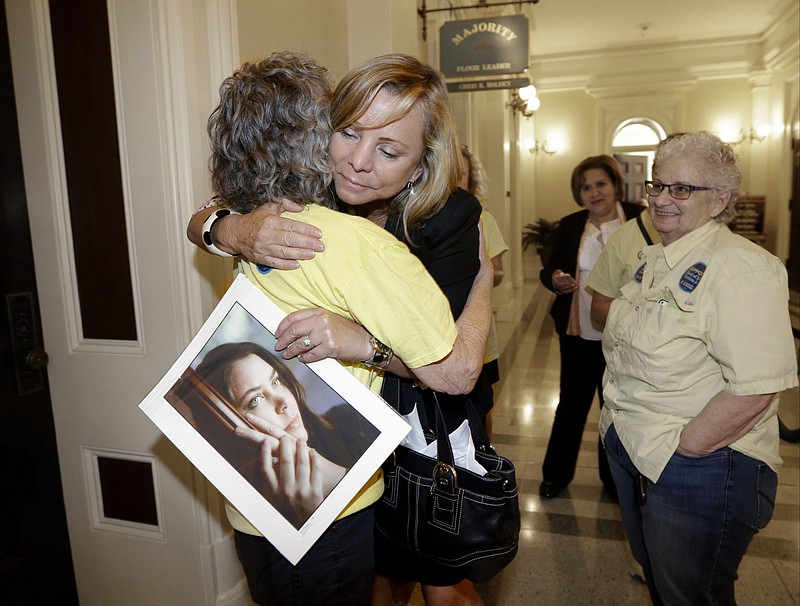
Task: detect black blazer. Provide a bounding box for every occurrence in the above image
[539,202,645,335]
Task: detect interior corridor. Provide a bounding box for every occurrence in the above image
[406,276,800,605]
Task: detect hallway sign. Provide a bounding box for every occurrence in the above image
[440,15,529,79]
[447,76,530,93]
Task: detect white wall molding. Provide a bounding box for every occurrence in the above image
[533,36,764,93]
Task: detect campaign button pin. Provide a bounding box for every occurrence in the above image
[679,262,707,292]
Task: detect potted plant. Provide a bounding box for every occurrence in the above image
[522,218,560,264]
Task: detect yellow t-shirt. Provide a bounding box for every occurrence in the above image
[481,210,508,365]
[227,204,458,534]
[600,221,798,482]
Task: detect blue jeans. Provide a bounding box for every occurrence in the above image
[234,507,374,605]
[604,424,777,606]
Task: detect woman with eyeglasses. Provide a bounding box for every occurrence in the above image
[537,155,645,501]
[599,131,797,605]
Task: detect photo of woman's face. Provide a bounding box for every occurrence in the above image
[225,353,308,442]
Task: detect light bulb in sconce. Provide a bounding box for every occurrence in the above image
[524,137,556,156]
[754,123,772,139]
[507,84,541,118]
[517,84,537,101]
[724,123,773,145]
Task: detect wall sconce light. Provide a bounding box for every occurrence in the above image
[524,137,556,156]
[728,123,772,145]
[507,84,541,118]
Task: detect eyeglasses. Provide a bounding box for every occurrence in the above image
[644,180,712,200]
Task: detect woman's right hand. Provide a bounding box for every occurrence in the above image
[552,270,578,294]
[188,199,324,269]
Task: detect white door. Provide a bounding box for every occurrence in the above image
[614,152,651,204]
[5,1,248,604]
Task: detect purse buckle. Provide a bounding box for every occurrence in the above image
[432,462,457,492]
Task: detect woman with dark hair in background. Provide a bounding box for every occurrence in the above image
[538,155,645,500]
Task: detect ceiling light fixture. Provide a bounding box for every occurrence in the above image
[507,84,540,118]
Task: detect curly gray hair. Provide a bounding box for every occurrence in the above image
[330,54,460,240]
[653,131,741,224]
[208,51,335,212]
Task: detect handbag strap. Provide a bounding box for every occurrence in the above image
[463,397,492,449]
[428,391,458,493]
[384,374,493,452]
[381,374,435,441]
[426,390,492,450]
[429,391,455,467]
[382,375,494,491]
[636,213,654,246]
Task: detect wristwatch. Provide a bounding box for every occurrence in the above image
[201,207,243,258]
[362,336,394,370]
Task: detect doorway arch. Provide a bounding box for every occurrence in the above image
[612,117,666,203]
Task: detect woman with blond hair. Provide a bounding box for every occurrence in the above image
[192,53,495,605]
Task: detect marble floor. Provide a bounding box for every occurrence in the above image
[405,277,800,606]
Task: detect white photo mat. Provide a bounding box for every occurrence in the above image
[139,274,410,564]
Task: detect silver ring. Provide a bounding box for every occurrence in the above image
[302,335,312,348]
[271,456,280,466]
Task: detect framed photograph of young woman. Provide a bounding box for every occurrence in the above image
[139,274,410,564]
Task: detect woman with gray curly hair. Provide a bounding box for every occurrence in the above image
[208,53,336,212]
[203,51,492,606]
[600,130,798,605]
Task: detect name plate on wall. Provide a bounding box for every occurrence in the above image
[446,76,530,93]
[731,196,766,235]
[440,15,529,78]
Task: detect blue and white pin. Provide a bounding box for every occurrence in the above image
[679,262,707,293]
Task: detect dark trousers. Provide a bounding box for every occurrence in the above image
[234,508,375,606]
[542,335,614,491]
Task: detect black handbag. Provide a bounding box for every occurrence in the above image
[375,376,520,586]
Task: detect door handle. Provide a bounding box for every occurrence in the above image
[6,292,48,395]
[25,348,49,371]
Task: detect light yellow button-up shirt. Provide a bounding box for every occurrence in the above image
[588,211,660,300]
[599,221,798,482]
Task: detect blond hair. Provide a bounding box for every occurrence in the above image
[460,144,488,204]
[331,54,459,240]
